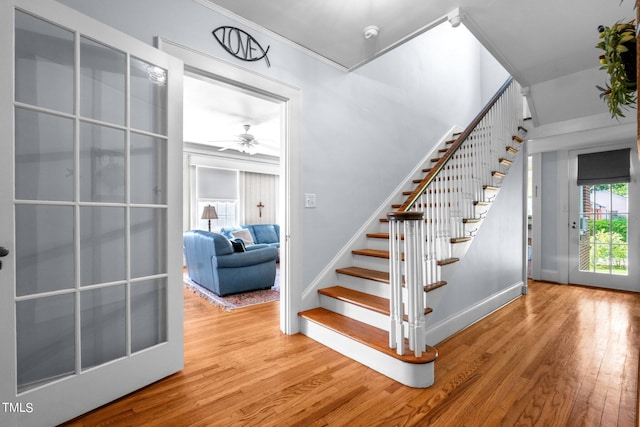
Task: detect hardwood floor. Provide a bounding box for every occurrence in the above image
[64,281,640,426]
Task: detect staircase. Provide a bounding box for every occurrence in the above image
[299,78,526,388]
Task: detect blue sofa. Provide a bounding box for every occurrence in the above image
[183,230,278,296]
[220,224,280,250]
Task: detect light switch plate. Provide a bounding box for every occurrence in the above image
[304,193,316,208]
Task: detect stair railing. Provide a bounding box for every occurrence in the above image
[387,77,523,357]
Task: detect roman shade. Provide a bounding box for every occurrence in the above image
[577,148,630,185]
[197,166,238,199]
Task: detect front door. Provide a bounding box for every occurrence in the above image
[568,145,639,291]
[0,1,184,425]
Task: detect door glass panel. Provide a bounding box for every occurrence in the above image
[80,37,125,125]
[15,10,74,113]
[81,285,126,370]
[131,208,167,279]
[131,278,167,353]
[15,205,75,296]
[80,207,125,286]
[131,133,167,205]
[17,294,75,393]
[15,108,74,202]
[578,183,628,275]
[80,122,125,203]
[130,57,167,135]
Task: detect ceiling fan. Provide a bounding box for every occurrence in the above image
[214,124,279,156]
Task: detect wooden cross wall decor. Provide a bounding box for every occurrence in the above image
[257,201,264,218]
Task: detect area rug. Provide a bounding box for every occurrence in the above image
[183,271,279,311]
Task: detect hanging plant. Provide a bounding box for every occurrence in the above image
[596,20,637,118]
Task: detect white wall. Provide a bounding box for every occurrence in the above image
[57,0,508,290]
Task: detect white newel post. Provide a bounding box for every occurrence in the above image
[387,211,426,357]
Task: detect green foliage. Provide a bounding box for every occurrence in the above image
[590,217,628,242]
[591,230,628,267]
[592,183,628,196]
[596,20,637,118]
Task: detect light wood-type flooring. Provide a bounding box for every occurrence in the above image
[64,280,640,426]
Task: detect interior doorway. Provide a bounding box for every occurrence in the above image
[158,39,304,334]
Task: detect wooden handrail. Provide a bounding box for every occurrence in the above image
[398,77,514,212]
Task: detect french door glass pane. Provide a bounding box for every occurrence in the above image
[80,207,126,286]
[80,37,125,125]
[131,208,167,279]
[15,205,75,296]
[131,278,167,353]
[81,285,127,370]
[131,133,167,205]
[80,122,125,203]
[578,184,628,275]
[15,10,74,113]
[15,108,74,202]
[17,294,75,392]
[130,57,167,135]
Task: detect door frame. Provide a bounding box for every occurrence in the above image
[158,38,303,334]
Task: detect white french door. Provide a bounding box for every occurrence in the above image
[0,1,184,426]
[568,145,640,291]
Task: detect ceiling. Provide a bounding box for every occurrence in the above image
[203,0,634,85]
[189,0,636,153]
[183,73,282,157]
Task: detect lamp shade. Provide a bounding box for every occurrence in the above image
[201,205,218,220]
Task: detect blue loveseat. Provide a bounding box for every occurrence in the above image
[183,230,278,296]
[220,224,280,250]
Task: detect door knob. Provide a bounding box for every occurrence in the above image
[0,247,8,270]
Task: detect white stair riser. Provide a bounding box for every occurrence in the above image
[319,294,388,330]
[352,255,389,271]
[336,275,389,298]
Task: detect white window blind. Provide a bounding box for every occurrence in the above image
[197,166,238,199]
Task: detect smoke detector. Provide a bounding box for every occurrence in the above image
[363,25,379,39]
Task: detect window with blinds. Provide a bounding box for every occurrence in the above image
[196,166,238,230]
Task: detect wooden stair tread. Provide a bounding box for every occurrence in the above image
[424,281,447,293]
[337,266,390,283]
[367,233,406,241]
[483,185,500,191]
[518,125,528,133]
[512,135,524,143]
[299,307,438,364]
[499,158,513,166]
[463,218,482,224]
[451,237,472,244]
[337,265,457,284]
[352,248,392,259]
[491,171,506,178]
[437,257,460,266]
[319,286,433,317]
[319,286,389,315]
[506,146,518,154]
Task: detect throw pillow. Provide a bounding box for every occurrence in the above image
[231,239,246,252]
[230,229,255,245]
[253,225,278,244]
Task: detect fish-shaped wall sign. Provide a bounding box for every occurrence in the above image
[212,26,271,67]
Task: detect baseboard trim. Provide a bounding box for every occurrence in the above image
[425,281,524,345]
